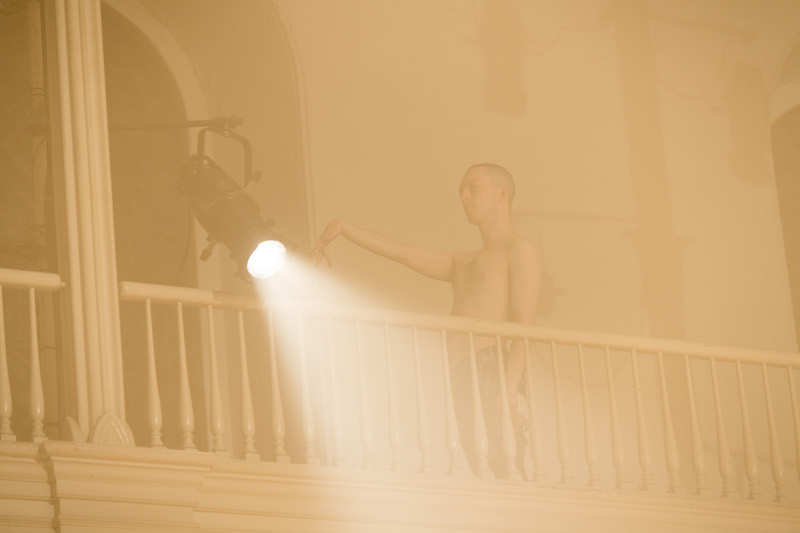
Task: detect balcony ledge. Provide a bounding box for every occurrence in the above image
[1,440,798,532]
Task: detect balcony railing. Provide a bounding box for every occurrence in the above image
[0,267,63,444]
[1,268,798,506]
[116,280,800,503]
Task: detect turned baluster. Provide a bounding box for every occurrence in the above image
[440,330,461,475]
[736,360,759,500]
[175,303,195,450]
[552,341,571,484]
[206,306,226,453]
[267,313,289,462]
[683,355,707,494]
[412,327,432,473]
[28,289,45,443]
[524,339,544,482]
[384,324,402,470]
[657,352,681,493]
[787,367,800,491]
[355,321,373,468]
[238,311,258,460]
[760,363,784,501]
[577,344,599,486]
[0,287,14,442]
[710,358,734,497]
[468,332,490,477]
[144,299,163,448]
[604,346,625,488]
[324,317,342,466]
[296,316,318,464]
[631,349,652,489]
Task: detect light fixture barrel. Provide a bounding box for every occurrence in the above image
[178,154,284,279]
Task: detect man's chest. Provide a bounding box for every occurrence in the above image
[453,248,509,287]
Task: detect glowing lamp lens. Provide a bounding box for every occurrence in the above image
[246,240,286,279]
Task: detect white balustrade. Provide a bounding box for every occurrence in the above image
[0,268,62,444]
[103,281,800,503]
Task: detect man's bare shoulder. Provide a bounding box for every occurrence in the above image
[507,235,537,254]
[506,235,540,269]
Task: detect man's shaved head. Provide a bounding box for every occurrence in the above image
[465,163,516,205]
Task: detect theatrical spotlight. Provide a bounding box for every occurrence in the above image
[177,125,287,280]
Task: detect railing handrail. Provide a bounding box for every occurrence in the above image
[118,280,800,367]
[0,268,63,291]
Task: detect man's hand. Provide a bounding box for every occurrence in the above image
[310,219,343,267]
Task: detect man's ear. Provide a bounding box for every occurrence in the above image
[497,186,509,204]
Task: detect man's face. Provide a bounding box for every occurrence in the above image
[459,169,499,224]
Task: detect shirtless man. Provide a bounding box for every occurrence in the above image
[311,163,541,475]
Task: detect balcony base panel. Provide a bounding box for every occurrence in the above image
[0,441,797,532]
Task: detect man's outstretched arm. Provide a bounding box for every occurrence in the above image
[311,219,455,282]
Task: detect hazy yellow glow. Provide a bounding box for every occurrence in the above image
[254,251,389,311]
[251,253,396,466]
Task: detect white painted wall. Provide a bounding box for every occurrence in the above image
[274,0,798,352]
[106,0,799,352]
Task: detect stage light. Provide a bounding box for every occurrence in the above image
[177,125,288,280]
[247,239,286,279]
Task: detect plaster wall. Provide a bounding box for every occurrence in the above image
[102,0,799,352]
[275,0,798,352]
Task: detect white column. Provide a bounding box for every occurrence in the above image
[48,0,130,443]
